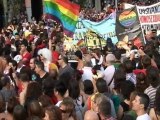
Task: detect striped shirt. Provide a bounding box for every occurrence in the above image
[126,73,137,85]
[144,85,158,109]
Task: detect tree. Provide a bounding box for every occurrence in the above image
[71,0,87,7]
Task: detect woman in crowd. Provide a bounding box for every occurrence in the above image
[24,82,42,107]
[44,105,62,120]
[135,72,149,93]
[60,97,77,120]
[27,100,45,119]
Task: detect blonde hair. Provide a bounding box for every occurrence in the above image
[94,93,108,106]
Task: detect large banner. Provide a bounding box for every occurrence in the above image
[72,20,107,47]
[73,19,87,42]
[80,12,118,44]
[124,2,160,33]
[116,6,144,47]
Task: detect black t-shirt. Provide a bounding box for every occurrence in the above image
[121,101,130,112]
[31,70,39,82]
[36,72,49,86]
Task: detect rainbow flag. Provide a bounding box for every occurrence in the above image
[44,0,80,37]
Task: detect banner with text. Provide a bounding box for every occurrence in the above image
[124,2,160,33]
[80,12,118,44]
[116,6,144,47]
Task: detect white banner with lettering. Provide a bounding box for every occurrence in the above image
[124,2,160,33]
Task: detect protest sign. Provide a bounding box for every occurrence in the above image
[116,6,144,47]
[137,2,160,32]
[81,12,118,44]
[72,20,106,48]
[124,2,160,33]
[73,19,87,42]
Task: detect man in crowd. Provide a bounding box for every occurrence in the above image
[132,93,150,120]
[58,55,74,77]
[35,61,49,86]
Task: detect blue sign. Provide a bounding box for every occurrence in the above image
[81,12,118,44]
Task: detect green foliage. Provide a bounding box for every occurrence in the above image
[78,0,87,7]
[71,0,87,7]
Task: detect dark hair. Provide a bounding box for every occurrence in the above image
[59,72,72,89]
[83,80,94,95]
[35,61,44,71]
[42,76,55,97]
[20,39,28,47]
[155,87,160,115]
[38,95,52,108]
[73,70,82,82]
[68,79,80,100]
[27,100,45,118]
[13,105,27,120]
[20,66,32,80]
[61,55,68,64]
[98,98,111,117]
[137,93,150,111]
[141,55,151,69]
[75,50,82,60]
[19,72,30,82]
[25,82,42,105]
[96,78,108,93]
[120,81,135,100]
[54,81,67,97]
[7,96,19,114]
[4,44,11,56]
[114,50,121,60]
[146,66,160,88]
[136,73,148,93]
[114,69,126,91]
[10,60,18,68]
[0,76,10,87]
[123,60,134,73]
[3,55,12,64]
[59,72,80,100]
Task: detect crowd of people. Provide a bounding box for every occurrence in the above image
[0,1,160,120]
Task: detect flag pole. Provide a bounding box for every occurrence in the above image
[115,0,118,11]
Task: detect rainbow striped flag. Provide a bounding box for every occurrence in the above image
[44,0,80,37]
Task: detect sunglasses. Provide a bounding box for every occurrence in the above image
[128,43,132,46]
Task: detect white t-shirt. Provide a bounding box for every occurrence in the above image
[137,113,151,120]
[103,65,115,89]
[82,67,93,81]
